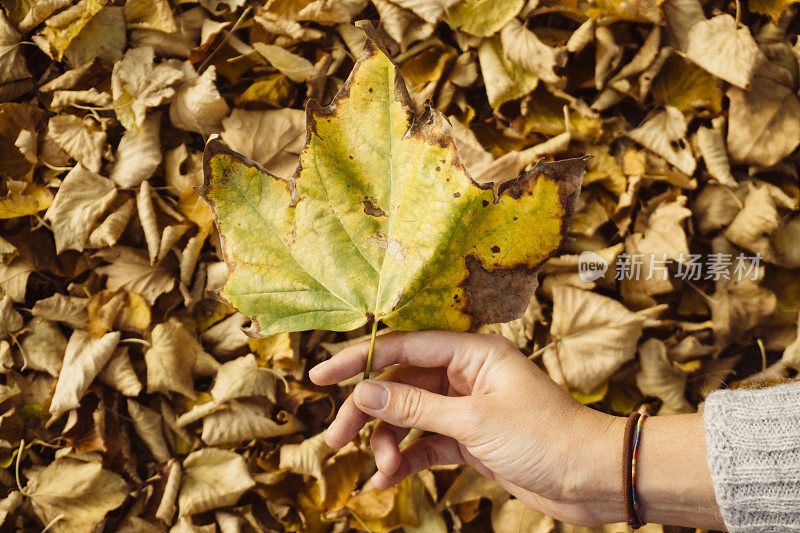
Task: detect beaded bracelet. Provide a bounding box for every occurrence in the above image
[622,411,648,529]
[632,412,648,517]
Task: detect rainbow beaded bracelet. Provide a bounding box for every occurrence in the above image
[623,411,648,529]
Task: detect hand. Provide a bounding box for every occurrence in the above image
[308,330,621,526]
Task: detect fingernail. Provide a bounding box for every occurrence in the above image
[354,380,388,410]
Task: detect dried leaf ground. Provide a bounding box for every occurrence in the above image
[0,0,799,531]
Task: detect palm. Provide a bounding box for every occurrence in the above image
[309,331,603,525]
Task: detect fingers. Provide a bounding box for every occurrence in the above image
[323,365,446,449]
[324,393,371,448]
[370,434,464,490]
[371,420,407,475]
[351,379,475,441]
[309,330,512,391]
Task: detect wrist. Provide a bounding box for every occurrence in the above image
[563,411,628,524]
[565,411,725,530]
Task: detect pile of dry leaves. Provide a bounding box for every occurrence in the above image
[0,0,799,530]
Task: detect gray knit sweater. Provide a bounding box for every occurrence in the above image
[703,379,800,532]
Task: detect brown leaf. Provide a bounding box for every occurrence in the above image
[128,399,171,462]
[628,106,696,176]
[695,117,736,187]
[724,182,797,263]
[165,144,204,197]
[500,18,566,84]
[50,330,120,418]
[200,400,305,445]
[20,317,66,377]
[31,293,89,329]
[685,14,766,90]
[46,115,106,173]
[111,46,185,130]
[110,112,162,187]
[491,498,554,533]
[44,165,117,253]
[0,293,22,337]
[219,108,305,178]
[372,0,434,48]
[385,0,459,23]
[88,197,136,249]
[479,295,543,349]
[124,0,178,32]
[178,447,255,516]
[542,286,664,394]
[94,246,176,305]
[62,6,126,67]
[726,62,800,166]
[278,432,333,479]
[145,318,204,398]
[169,63,229,136]
[636,338,692,414]
[211,353,283,403]
[98,346,143,396]
[0,11,31,85]
[27,457,128,533]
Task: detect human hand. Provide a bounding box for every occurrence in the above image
[308,331,622,526]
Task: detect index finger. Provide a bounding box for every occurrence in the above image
[308,330,507,391]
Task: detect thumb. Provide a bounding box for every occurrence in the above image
[352,379,475,441]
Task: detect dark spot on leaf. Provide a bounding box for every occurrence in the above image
[435,166,441,171]
[363,197,387,217]
[513,217,518,221]
[458,255,539,327]
[491,245,500,253]
[481,199,489,207]
[670,139,686,150]
[369,87,373,92]
[453,192,461,198]
[349,155,353,159]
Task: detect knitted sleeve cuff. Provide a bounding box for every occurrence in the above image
[702,380,800,532]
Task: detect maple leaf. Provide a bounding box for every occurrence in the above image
[201,28,585,375]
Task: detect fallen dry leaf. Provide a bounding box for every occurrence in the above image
[685,14,766,89]
[218,108,305,178]
[726,62,800,166]
[145,318,205,398]
[110,112,162,187]
[49,330,120,418]
[178,447,256,516]
[111,45,184,130]
[542,286,663,394]
[628,106,696,176]
[44,165,117,253]
[636,338,692,414]
[26,457,128,533]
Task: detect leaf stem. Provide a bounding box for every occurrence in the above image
[15,438,30,497]
[363,319,379,379]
